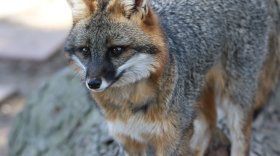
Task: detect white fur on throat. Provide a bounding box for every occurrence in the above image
[108,115,171,143]
[113,53,158,87]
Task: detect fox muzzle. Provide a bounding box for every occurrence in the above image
[87,78,102,89]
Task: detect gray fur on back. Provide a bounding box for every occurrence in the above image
[150,0,273,112]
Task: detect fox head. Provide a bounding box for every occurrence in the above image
[64,0,168,92]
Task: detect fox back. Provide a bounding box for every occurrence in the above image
[64,0,280,155]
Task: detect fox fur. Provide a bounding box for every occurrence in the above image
[64,0,280,155]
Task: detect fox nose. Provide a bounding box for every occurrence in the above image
[87,78,102,89]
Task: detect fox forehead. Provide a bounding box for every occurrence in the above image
[68,16,150,51]
[66,0,159,50]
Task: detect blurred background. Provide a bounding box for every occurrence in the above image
[0,0,72,155]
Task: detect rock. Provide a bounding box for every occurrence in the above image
[0,24,69,61]
[0,86,16,103]
[8,68,123,156]
[8,68,230,156]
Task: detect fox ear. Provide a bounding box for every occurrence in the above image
[66,0,95,23]
[121,0,149,22]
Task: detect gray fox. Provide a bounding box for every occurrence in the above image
[64,0,280,155]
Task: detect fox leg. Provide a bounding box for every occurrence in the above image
[190,112,217,156]
[220,97,253,156]
[190,84,217,156]
[219,73,254,156]
[114,134,147,156]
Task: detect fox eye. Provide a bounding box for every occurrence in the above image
[109,47,123,57]
[82,47,90,56]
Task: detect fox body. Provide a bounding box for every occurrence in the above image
[64,0,280,155]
